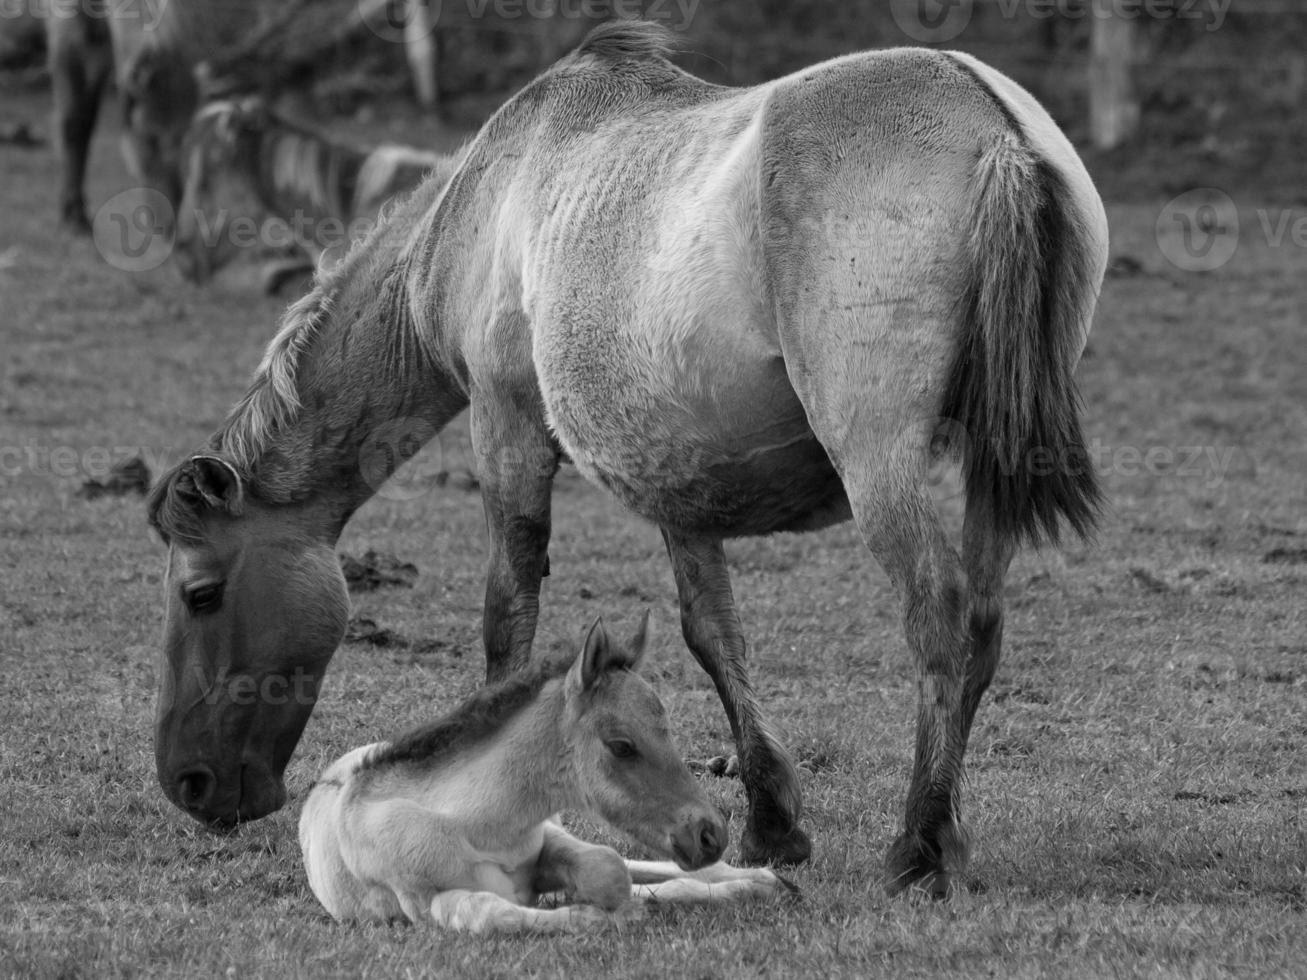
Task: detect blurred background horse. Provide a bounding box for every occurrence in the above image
[43,0,471,235]
[173,92,459,287]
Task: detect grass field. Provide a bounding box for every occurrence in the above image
[2,80,1306,979]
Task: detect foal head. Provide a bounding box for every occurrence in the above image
[563,615,727,870]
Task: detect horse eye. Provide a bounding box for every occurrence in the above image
[606,739,637,760]
[186,583,224,614]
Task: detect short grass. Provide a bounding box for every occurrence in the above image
[2,86,1305,979]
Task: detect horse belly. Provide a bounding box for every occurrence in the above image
[533,113,849,536]
[550,357,849,537]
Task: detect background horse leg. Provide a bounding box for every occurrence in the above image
[47,9,111,231]
[661,528,810,867]
[471,395,560,682]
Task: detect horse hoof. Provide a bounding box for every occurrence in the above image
[883,830,966,898]
[740,824,812,868]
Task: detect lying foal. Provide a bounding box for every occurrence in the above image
[299,615,792,931]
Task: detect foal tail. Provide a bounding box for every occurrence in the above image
[940,133,1103,547]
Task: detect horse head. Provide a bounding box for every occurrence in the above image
[147,453,349,828]
[119,43,198,226]
[174,87,274,283]
[562,615,727,870]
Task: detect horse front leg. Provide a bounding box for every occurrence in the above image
[471,394,560,682]
[661,528,810,867]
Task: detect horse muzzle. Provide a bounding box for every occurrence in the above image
[162,757,287,829]
[669,808,728,870]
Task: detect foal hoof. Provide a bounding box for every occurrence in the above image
[740,823,812,868]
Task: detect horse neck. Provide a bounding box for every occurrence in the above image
[222,233,468,530]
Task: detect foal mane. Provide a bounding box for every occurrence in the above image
[359,656,573,773]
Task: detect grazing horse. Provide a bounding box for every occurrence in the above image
[173,95,457,284]
[301,615,791,930]
[147,22,1107,894]
[45,0,275,230]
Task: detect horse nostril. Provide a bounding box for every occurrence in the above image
[176,766,217,812]
[700,819,724,861]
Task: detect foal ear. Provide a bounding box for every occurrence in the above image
[570,616,611,692]
[183,455,245,514]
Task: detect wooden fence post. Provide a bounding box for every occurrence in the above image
[1089,0,1140,149]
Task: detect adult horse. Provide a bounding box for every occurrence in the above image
[45,0,274,230]
[148,22,1107,894]
[173,95,457,284]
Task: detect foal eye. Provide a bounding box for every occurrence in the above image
[185,583,225,614]
[606,739,637,760]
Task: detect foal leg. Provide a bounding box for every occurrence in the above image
[533,821,633,911]
[430,890,619,934]
[470,392,560,682]
[661,529,810,867]
[625,858,797,905]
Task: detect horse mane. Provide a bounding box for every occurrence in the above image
[570,20,678,64]
[359,656,574,773]
[144,281,328,543]
[146,168,462,544]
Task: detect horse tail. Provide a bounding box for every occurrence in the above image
[940,132,1103,548]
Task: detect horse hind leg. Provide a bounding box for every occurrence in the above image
[959,492,1016,749]
[786,379,973,893]
[856,450,973,897]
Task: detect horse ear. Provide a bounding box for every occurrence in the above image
[184,455,244,515]
[570,616,609,692]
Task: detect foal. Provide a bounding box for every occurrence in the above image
[299,615,791,931]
